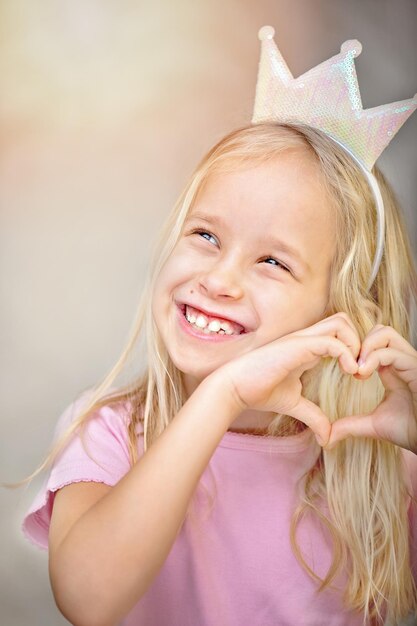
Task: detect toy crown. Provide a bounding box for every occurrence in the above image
[252,25,417,170]
[251,25,417,290]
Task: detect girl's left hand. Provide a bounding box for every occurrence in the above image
[324,324,417,455]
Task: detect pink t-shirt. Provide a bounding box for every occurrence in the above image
[22,391,417,626]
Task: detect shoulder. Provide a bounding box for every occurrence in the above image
[401,448,417,511]
[402,448,417,487]
[54,387,143,441]
[21,388,144,551]
[45,386,144,484]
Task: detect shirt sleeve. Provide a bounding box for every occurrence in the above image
[21,389,135,551]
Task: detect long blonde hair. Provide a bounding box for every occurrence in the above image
[5,123,417,624]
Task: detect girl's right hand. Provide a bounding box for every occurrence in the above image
[217,312,362,446]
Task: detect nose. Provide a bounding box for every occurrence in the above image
[197,257,244,300]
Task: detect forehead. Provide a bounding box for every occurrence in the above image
[190,152,334,230]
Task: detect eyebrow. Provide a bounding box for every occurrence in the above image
[186,211,311,273]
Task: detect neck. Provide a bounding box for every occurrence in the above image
[228,419,308,437]
[180,372,308,437]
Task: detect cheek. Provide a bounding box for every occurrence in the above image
[261,290,325,337]
[153,253,196,307]
[155,257,181,290]
[161,251,195,280]
[286,293,328,331]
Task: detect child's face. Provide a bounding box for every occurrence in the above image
[152,150,337,396]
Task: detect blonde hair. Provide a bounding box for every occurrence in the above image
[5,123,417,624]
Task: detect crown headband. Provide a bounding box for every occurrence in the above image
[251,25,417,291]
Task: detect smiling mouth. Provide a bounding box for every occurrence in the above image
[179,303,247,336]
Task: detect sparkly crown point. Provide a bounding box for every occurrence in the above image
[340,40,362,57]
[252,26,417,169]
[258,25,275,41]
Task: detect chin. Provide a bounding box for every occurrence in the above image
[176,360,220,384]
[182,365,216,381]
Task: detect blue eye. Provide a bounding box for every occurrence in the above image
[261,257,291,272]
[192,229,218,245]
[190,229,291,273]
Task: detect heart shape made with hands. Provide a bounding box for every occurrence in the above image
[323,324,417,454]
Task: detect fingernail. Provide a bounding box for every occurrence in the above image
[358,356,365,367]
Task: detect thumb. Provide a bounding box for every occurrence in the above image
[288,396,331,447]
[325,414,374,449]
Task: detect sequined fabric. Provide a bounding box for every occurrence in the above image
[252,25,417,170]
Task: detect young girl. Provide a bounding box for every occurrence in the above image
[7,21,417,624]
[9,120,416,626]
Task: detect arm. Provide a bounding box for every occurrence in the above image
[51,312,361,626]
[50,373,242,626]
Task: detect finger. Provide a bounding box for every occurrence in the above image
[359,325,417,364]
[328,311,362,337]
[358,347,417,390]
[296,312,361,362]
[303,335,359,374]
[326,410,417,453]
[324,414,378,449]
[287,396,331,446]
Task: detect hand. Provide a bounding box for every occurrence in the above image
[325,324,417,454]
[217,312,361,446]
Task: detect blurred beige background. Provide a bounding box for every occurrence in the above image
[1,1,416,624]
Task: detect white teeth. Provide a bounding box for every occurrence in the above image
[195,315,207,329]
[184,305,240,335]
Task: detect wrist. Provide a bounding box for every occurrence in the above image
[200,369,246,424]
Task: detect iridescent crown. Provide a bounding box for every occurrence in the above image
[251,26,417,289]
